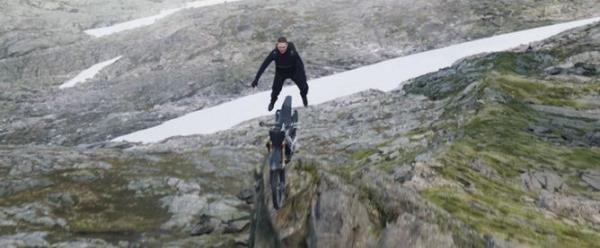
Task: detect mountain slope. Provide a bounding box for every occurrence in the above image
[2,0,599,146]
[407,23,600,246]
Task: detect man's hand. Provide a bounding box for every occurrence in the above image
[251,80,258,88]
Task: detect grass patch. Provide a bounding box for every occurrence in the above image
[421,59,600,246]
[490,74,592,109]
[350,149,378,161]
[424,187,600,247]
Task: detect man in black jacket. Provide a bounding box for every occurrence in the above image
[252,37,309,111]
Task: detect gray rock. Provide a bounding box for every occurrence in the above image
[190,214,218,236]
[161,194,208,231]
[531,103,600,121]
[483,87,509,104]
[545,67,563,75]
[237,188,254,204]
[234,234,249,247]
[392,164,413,183]
[73,161,112,170]
[0,211,16,226]
[1,203,67,228]
[483,234,515,248]
[521,169,567,193]
[103,142,134,149]
[166,177,201,193]
[65,170,101,183]
[127,177,170,197]
[50,239,117,248]
[205,198,247,223]
[527,125,553,135]
[415,152,433,162]
[0,178,53,198]
[565,51,600,65]
[8,161,35,176]
[582,170,600,191]
[378,213,454,248]
[307,175,377,248]
[537,192,600,225]
[367,152,382,162]
[48,192,79,209]
[470,159,499,179]
[0,232,49,247]
[585,132,600,146]
[224,219,250,234]
[573,62,597,76]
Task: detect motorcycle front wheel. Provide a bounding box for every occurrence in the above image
[270,169,285,209]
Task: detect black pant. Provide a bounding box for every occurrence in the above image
[271,71,308,103]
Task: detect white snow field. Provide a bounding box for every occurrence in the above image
[113,16,600,143]
[84,0,243,37]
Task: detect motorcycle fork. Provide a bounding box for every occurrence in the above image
[281,143,287,167]
[266,142,286,167]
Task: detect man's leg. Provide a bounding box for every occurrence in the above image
[292,73,309,106]
[270,74,285,111]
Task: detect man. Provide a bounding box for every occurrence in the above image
[252,37,309,111]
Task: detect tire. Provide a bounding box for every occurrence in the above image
[270,169,285,209]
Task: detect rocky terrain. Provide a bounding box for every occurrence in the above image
[1,0,599,146]
[1,0,600,247]
[0,0,194,58]
[249,22,600,247]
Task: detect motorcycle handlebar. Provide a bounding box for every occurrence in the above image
[259,121,299,128]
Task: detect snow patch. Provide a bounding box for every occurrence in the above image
[84,0,243,37]
[60,56,122,89]
[113,17,600,143]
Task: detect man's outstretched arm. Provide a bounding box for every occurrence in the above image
[253,51,275,87]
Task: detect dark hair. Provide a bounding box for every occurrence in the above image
[277,37,288,43]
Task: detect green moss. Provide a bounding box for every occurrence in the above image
[420,52,600,247]
[424,188,600,246]
[109,151,251,196]
[490,74,593,109]
[64,175,170,239]
[492,52,520,73]
[69,210,163,235]
[0,152,227,241]
[351,149,378,161]
[491,52,557,75]
[327,163,361,186]
[295,160,320,183]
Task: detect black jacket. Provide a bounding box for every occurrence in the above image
[254,42,306,82]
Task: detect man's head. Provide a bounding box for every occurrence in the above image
[276,37,288,54]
